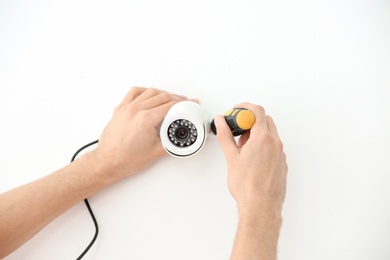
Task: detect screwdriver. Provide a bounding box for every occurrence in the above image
[210,108,255,136]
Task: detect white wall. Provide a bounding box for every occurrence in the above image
[1,0,389,259]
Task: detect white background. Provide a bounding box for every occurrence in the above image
[1,0,389,259]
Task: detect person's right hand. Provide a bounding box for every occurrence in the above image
[214,103,288,217]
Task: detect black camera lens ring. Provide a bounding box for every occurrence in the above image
[167,119,198,147]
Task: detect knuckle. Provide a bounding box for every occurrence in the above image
[130,86,142,93]
[147,87,159,95]
[285,163,289,174]
[237,103,266,116]
[255,104,265,114]
[158,92,171,101]
[215,129,226,140]
[275,138,284,150]
[125,103,140,114]
[114,104,123,112]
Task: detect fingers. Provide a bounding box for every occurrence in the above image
[135,92,187,111]
[116,87,201,127]
[133,88,187,104]
[214,115,239,161]
[234,103,281,138]
[117,87,147,108]
[120,87,190,112]
[234,103,267,131]
[147,100,183,125]
[143,95,196,125]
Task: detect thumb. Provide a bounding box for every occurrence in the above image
[214,115,238,160]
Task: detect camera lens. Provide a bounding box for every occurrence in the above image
[168,119,198,147]
[175,127,189,140]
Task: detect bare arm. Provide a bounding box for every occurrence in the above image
[0,87,189,258]
[0,152,112,257]
[214,103,288,260]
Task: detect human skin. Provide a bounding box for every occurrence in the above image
[0,88,288,259]
[214,103,288,260]
[0,87,189,258]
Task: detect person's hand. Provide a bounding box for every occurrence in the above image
[90,87,190,180]
[214,103,288,217]
[0,87,193,258]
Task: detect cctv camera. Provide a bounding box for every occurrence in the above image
[160,101,211,158]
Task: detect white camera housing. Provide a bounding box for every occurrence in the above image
[160,101,211,158]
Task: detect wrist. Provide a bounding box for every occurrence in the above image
[231,200,283,260]
[79,150,128,187]
[237,200,283,231]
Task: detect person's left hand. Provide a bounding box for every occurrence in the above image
[90,87,192,180]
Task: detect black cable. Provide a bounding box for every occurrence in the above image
[70,139,99,260]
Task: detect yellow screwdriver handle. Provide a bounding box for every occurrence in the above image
[211,108,255,136]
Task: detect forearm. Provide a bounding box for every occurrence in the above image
[0,152,117,258]
[231,206,282,260]
[0,87,186,258]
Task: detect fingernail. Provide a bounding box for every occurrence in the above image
[189,98,200,103]
[211,117,220,135]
